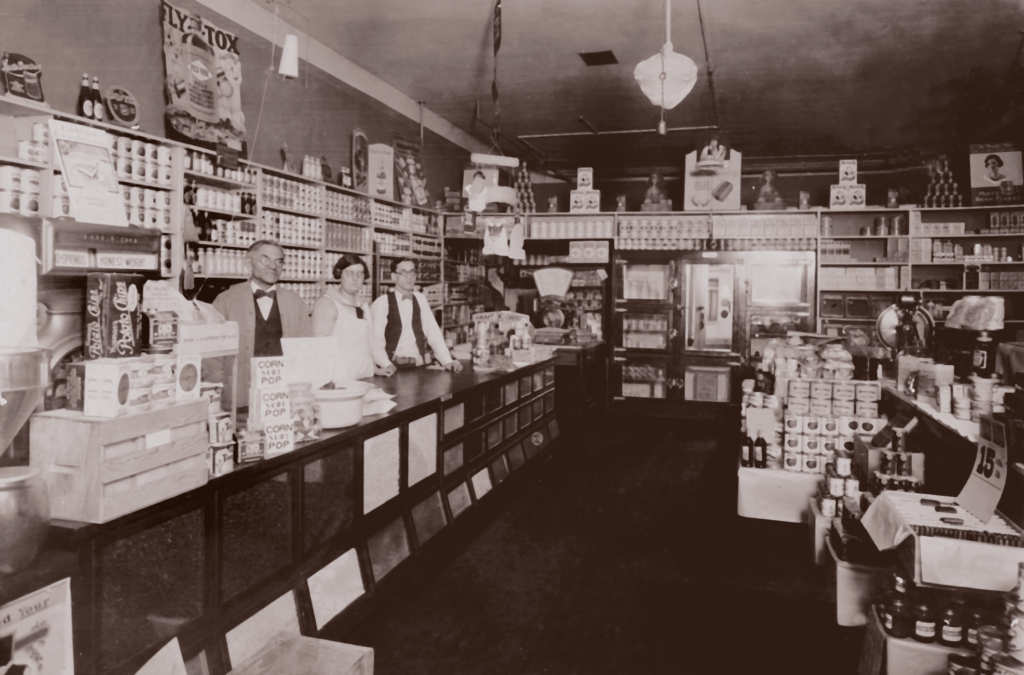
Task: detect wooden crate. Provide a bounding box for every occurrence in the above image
[30,399,209,523]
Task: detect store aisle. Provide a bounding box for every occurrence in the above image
[327,417,864,674]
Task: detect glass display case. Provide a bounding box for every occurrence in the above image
[619,311,674,351]
[618,262,674,302]
[617,356,669,399]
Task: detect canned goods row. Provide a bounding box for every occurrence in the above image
[822,474,859,499]
[989,211,1024,233]
[114,156,173,185]
[122,203,170,231]
[784,414,883,436]
[531,219,615,239]
[260,211,323,247]
[375,230,412,256]
[325,189,371,224]
[197,218,257,246]
[16,139,48,165]
[783,434,848,455]
[782,450,831,473]
[0,165,42,217]
[111,136,172,165]
[325,221,373,253]
[263,183,323,214]
[122,185,172,209]
[788,379,880,401]
[788,397,879,418]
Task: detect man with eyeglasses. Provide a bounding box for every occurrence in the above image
[371,258,463,373]
[210,239,311,409]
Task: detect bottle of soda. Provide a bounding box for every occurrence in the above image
[77,73,92,118]
[741,435,754,468]
[754,430,768,469]
[90,76,104,122]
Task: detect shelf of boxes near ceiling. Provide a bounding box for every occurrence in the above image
[0,94,496,346]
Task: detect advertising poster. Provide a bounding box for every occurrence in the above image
[368,143,394,201]
[969,143,1022,205]
[161,1,246,149]
[0,578,74,675]
[49,119,127,227]
[684,144,742,211]
[392,135,429,206]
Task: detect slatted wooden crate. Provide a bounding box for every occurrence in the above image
[30,399,209,523]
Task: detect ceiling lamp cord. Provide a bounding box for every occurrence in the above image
[695,0,720,131]
[658,0,670,135]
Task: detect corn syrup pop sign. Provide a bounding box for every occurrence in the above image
[160,1,246,149]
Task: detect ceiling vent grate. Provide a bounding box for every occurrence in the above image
[579,50,618,66]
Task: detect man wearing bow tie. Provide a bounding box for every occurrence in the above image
[210,240,311,409]
[371,258,462,375]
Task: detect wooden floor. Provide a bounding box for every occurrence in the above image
[324,416,864,674]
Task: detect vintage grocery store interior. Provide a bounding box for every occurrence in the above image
[3,0,1024,674]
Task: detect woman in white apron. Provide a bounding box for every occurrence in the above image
[311,254,381,380]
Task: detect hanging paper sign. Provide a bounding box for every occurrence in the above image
[684,146,742,211]
[0,229,37,347]
[368,143,394,200]
[160,1,245,149]
[1,52,44,103]
[49,119,127,227]
[105,86,139,128]
[957,414,1009,523]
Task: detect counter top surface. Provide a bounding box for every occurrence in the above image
[881,381,980,443]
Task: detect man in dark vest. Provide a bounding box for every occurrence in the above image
[209,240,311,409]
[371,258,462,374]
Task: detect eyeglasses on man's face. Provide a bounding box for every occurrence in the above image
[394,268,417,277]
[256,254,285,269]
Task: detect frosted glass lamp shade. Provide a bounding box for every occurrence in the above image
[279,34,299,78]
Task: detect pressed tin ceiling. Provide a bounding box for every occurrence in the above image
[260,0,1024,179]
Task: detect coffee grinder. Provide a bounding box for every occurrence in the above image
[876,292,933,358]
[531,267,577,345]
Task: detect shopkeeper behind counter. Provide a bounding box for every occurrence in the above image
[371,258,463,374]
[210,239,311,409]
[311,254,388,380]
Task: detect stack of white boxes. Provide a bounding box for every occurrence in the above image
[248,356,293,458]
[569,167,600,213]
[829,159,866,209]
[781,379,883,474]
[820,266,902,290]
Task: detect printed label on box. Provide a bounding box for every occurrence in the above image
[251,356,287,389]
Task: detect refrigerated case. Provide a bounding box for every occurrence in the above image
[611,250,815,417]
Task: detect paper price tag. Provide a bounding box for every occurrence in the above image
[958,414,1008,524]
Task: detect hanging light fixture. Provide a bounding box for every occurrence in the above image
[634,0,698,131]
[278,33,299,78]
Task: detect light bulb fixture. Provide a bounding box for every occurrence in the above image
[279,34,299,78]
[658,118,667,136]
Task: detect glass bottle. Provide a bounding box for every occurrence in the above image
[913,602,937,643]
[753,431,768,469]
[884,596,913,639]
[940,601,965,647]
[77,73,92,118]
[91,76,104,122]
[741,435,754,468]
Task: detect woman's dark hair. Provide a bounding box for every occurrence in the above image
[985,154,1004,168]
[332,253,369,280]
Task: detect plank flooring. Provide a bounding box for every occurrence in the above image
[324,416,864,674]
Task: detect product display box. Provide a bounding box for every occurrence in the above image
[863,491,1024,592]
[29,399,209,523]
[84,272,145,359]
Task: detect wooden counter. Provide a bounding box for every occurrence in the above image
[36,360,561,675]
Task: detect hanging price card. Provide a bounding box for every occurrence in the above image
[957,414,1008,524]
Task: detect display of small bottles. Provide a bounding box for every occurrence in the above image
[412,233,442,258]
[325,222,372,252]
[195,213,256,246]
[921,239,1013,263]
[110,134,173,186]
[301,155,327,180]
[14,121,48,164]
[325,189,371,223]
[184,180,251,215]
[195,247,248,277]
[532,217,615,239]
[281,249,323,281]
[375,231,412,256]
[259,211,323,247]
[371,201,403,228]
[279,282,325,307]
[262,174,323,213]
[184,151,257,185]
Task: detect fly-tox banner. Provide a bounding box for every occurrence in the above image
[161,1,245,147]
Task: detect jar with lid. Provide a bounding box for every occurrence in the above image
[966,265,980,290]
[968,606,993,648]
[913,601,938,643]
[884,596,913,639]
[874,216,890,236]
[940,601,965,647]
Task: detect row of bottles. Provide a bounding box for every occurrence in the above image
[325,189,371,224]
[412,233,443,258]
[76,73,105,122]
[184,151,258,184]
[281,249,324,280]
[192,247,325,280]
[325,221,372,253]
[740,431,769,469]
[260,211,323,247]
[184,181,254,215]
[261,175,323,213]
[194,212,257,246]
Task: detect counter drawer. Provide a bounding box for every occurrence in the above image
[30,399,210,523]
